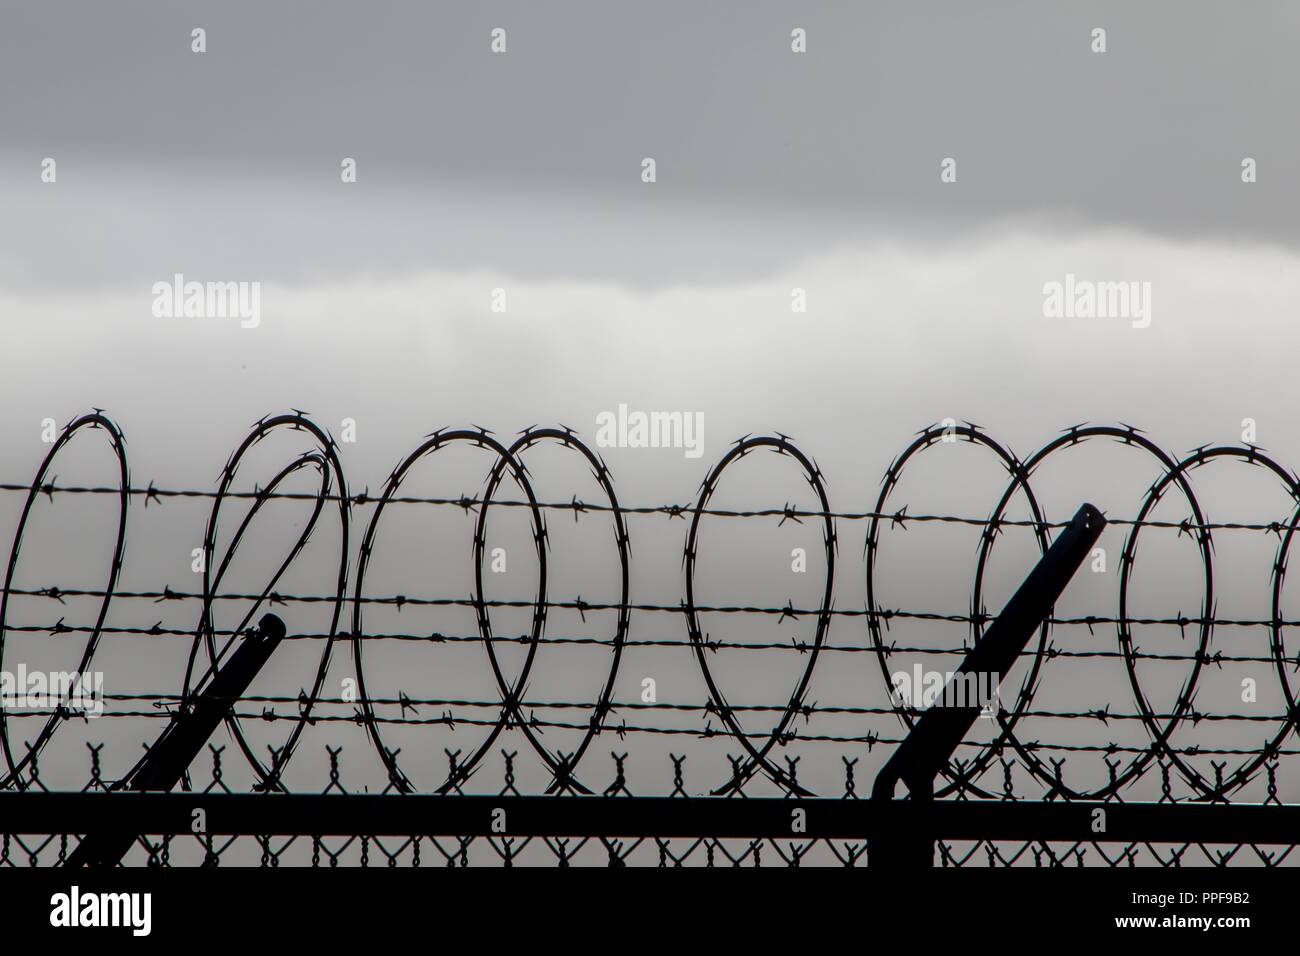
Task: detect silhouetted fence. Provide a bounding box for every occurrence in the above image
[3,412,1300,865]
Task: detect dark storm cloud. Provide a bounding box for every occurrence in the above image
[2,0,1297,246]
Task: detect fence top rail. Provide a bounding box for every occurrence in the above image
[2,791,1297,843]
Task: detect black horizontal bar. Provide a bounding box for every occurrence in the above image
[2,792,1299,844]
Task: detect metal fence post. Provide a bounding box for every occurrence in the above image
[64,613,286,867]
[871,503,1106,866]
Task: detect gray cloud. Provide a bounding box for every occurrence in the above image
[2,0,1297,294]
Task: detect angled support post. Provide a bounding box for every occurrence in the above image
[870,504,1106,867]
[64,613,286,867]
